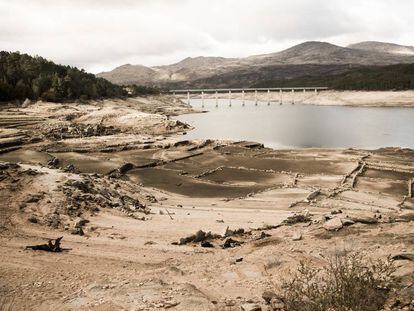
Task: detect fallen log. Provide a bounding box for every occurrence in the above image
[25,237,64,252]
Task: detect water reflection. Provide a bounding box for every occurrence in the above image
[176,99,414,149]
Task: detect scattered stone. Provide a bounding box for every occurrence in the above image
[200,241,214,248]
[397,212,414,222]
[223,226,245,238]
[235,257,243,263]
[292,232,302,241]
[146,194,157,203]
[262,291,278,304]
[119,163,134,174]
[306,189,321,202]
[21,98,32,108]
[63,164,76,173]
[283,213,311,225]
[392,253,414,261]
[43,123,118,140]
[28,215,38,223]
[341,218,355,226]
[46,213,61,228]
[47,157,59,168]
[221,238,243,249]
[26,193,43,203]
[25,237,64,252]
[75,219,89,228]
[70,227,84,236]
[350,216,379,225]
[256,231,271,240]
[323,217,343,231]
[241,303,262,311]
[178,230,220,245]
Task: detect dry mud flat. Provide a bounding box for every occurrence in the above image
[0,97,414,310]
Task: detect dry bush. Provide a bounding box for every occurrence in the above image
[280,252,396,311]
[0,294,15,311]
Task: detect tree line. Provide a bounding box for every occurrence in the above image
[253,63,414,90]
[0,51,127,102]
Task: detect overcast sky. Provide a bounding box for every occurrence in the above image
[1,0,413,73]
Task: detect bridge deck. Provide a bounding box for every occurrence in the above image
[170,87,329,93]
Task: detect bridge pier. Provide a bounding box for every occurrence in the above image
[171,87,328,106]
[201,91,204,108]
[267,89,270,105]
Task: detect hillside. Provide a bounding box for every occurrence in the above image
[348,41,414,56]
[0,51,126,102]
[97,41,414,88]
[252,63,414,91]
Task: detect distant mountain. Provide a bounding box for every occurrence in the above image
[348,41,414,56]
[247,41,414,65]
[97,41,414,88]
[253,63,414,91]
[97,63,158,86]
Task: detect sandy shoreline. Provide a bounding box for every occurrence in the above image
[1,96,414,310]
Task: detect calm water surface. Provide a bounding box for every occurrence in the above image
[176,99,414,149]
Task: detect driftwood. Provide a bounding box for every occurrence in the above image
[25,236,64,252]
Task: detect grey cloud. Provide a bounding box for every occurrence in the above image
[0,0,413,73]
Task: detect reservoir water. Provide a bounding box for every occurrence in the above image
[176,99,414,149]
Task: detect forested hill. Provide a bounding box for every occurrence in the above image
[0,51,126,102]
[252,63,414,90]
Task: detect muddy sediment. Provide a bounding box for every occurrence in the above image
[1,96,414,310]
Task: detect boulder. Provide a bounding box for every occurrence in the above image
[341,218,355,226]
[22,98,32,108]
[241,303,262,311]
[350,216,378,224]
[292,232,302,241]
[221,238,243,249]
[323,217,343,231]
[119,163,134,174]
[262,291,278,304]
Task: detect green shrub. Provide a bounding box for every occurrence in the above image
[280,253,396,311]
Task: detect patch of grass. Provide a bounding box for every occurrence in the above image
[279,252,396,311]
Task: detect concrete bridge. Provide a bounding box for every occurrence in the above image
[170,87,329,107]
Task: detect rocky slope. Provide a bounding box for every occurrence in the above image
[97,41,414,88]
[348,41,414,56]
